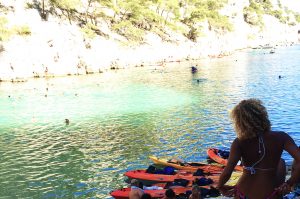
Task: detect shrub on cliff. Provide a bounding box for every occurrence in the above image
[244,0,295,26]
[112,20,144,42]
[294,13,300,23]
[182,0,232,40]
[0,17,12,41]
[81,23,97,39]
[13,25,31,36]
[268,10,287,24]
[0,16,31,41]
[243,6,263,26]
[207,11,233,31]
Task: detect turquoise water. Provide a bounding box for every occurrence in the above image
[0,45,300,198]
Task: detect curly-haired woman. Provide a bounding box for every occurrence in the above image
[217,99,300,199]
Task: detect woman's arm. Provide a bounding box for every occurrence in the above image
[217,138,242,189]
[283,133,300,186]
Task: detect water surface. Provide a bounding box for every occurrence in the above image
[0,45,300,198]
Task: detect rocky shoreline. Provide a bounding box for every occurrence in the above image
[0,31,298,83]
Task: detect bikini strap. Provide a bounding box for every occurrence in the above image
[243,166,256,175]
[243,135,266,175]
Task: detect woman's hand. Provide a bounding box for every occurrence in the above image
[218,185,235,197]
[275,182,292,196]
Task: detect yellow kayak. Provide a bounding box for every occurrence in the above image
[149,156,225,173]
[226,172,241,186]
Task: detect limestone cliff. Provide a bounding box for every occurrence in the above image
[0,0,299,81]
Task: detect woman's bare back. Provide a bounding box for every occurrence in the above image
[236,131,287,199]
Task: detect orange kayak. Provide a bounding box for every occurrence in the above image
[149,156,224,173]
[124,169,219,184]
[207,148,243,172]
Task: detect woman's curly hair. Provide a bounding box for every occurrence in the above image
[231,99,271,140]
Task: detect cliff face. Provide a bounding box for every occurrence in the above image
[0,0,299,81]
[216,0,300,50]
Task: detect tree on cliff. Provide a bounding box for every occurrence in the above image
[22,0,300,44]
[50,0,82,24]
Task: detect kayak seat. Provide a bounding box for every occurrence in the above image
[193,168,204,176]
[200,187,210,196]
[186,187,220,198]
[170,179,189,187]
[146,165,175,175]
[154,169,165,174]
[194,177,213,186]
[218,150,230,159]
[189,162,204,166]
[146,165,156,174]
[163,166,175,175]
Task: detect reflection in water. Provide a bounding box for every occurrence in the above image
[0,46,299,198]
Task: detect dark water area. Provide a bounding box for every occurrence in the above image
[0,45,299,198]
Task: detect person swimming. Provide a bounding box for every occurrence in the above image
[217,99,300,199]
[191,66,198,73]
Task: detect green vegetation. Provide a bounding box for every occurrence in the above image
[293,12,300,23]
[243,0,268,28]
[50,0,82,24]
[13,25,31,36]
[182,0,231,41]
[81,23,97,39]
[2,0,299,43]
[0,17,12,41]
[243,5,263,28]
[112,21,144,42]
[207,11,233,32]
[243,0,297,28]
[0,16,31,41]
[23,0,232,43]
[268,10,288,23]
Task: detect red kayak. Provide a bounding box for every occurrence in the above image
[110,183,219,199]
[110,186,185,199]
[207,148,243,172]
[124,169,219,184]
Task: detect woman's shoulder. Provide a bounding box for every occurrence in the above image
[269,130,288,136]
[269,131,292,141]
